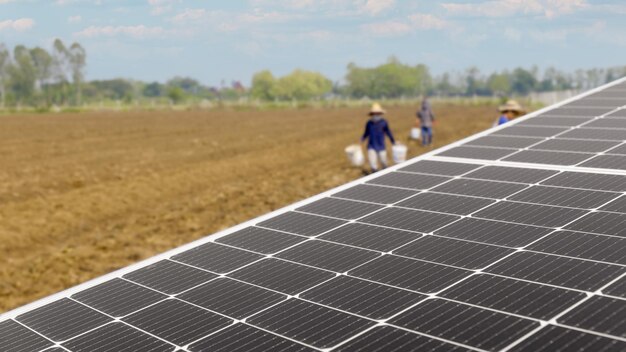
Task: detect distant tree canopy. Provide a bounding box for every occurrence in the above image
[0,42,625,108]
[250,69,333,101]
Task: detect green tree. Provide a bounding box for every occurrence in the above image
[250,70,276,100]
[273,69,332,100]
[69,42,86,105]
[345,58,432,98]
[30,47,53,105]
[143,81,164,97]
[487,72,510,96]
[0,44,9,107]
[167,86,185,104]
[510,68,538,95]
[9,45,37,105]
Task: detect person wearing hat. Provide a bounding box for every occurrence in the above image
[361,103,396,173]
[495,100,524,126]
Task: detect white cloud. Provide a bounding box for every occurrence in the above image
[148,0,180,15]
[408,13,451,30]
[0,0,16,4]
[364,12,452,36]
[68,15,82,23]
[0,18,35,32]
[75,25,165,39]
[442,0,588,19]
[360,0,396,15]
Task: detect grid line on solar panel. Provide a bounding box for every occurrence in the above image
[439,274,586,320]
[275,240,382,273]
[296,197,385,220]
[530,138,621,153]
[507,324,626,352]
[565,98,626,108]
[507,185,620,209]
[389,298,539,351]
[123,260,217,295]
[257,211,348,237]
[586,118,626,129]
[397,192,496,216]
[527,230,626,266]
[171,242,264,274]
[431,178,529,199]
[399,160,482,176]
[604,276,626,298]
[318,223,422,252]
[332,183,419,204]
[215,227,307,255]
[557,295,626,339]
[360,207,460,233]
[503,149,595,166]
[464,135,543,149]
[540,171,626,192]
[436,146,519,160]
[580,154,626,170]
[560,128,626,141]
[538,106,616,117]
[474,201,588,228]
[0,319,53,352]
[246,299,376,349]
[491,126,569,137]
[518,117,589,127]
[61,322,175,352]
[565,211,626,238]
[366,172,452,191]
[484,251,626,291]
[464,165,559,184]
[605,143,626,155]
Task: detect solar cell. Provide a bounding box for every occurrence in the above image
[296,197,384,220]
[333,183,419,203]
[474,201,587,227]
[431,178,528,199]
[565,98,624,108]
[587,90,626,99]
[560,128,626,141]
[518,117,587,127]
[508,324,626,352]
[397,192,495,215]
[71,278,166,318]
[122,299,233,346]
[216,226,306,254]
[600,195,626,213]
[319,223,422,252]
[0,319,53,352]
[605,143,626,155]
[16,298,112,342]
[528,230,626,265]
[360,207,459,233]
[491,126,568,137]
[258,211,347,237]
[247,299,376,349]
[465,165,558,184]
[539,106,614,117]
[439,274,586,319]
[335,325,473,352]
[484,251,626,291]
[300,275,426,319]
[530,138,620,153]
[565,211,626,237]
[508,185,619,209]
[604,277,626,298]
[606,110,626,118]
[465,135,543,149]
[541,171,626,192]
[123,259,217,295]
[61,322,174,352]
[436,146,517,160]
[558,295,626,338]
[349,255,471,292]
[171,242,263,274]
[504,150,593,166]
[581,154,626,170]
[390,298,539,351]
[435,218,553,247]
[228,258,335,295]
[586,118,626,129]
[399,160,480,176]
[366,172,451,190]
[188,324,316,352]
[177,278,286,319]
[393,236,514,269]
[275,240,381,272]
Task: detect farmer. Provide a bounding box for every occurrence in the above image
[361,103,396,172]
[495,100,524,126]
[417,97,435,146]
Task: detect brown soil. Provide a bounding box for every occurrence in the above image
[0,104,495,312]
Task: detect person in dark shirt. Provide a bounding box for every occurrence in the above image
[361,103,396,172]
[417,98,435,146]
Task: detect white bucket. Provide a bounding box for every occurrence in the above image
[392,144,408,164]
[345,144,365,167]
[410,127,421,140]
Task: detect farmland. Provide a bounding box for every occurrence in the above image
[0,104,496,312]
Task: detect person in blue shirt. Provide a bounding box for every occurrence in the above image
[361,103,396,172]
[495,100,524,126]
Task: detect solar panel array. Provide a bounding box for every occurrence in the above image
[2,79,626,352]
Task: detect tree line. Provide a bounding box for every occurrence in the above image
[1,41,625,108]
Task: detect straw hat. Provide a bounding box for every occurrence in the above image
[498,100,524,113]
[369,103,386,115]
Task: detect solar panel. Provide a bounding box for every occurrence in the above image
[2,78,626,352]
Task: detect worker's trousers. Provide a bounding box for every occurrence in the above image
[368,149,388,171]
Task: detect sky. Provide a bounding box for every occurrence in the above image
[1,0,625,86]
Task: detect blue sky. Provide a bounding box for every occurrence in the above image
[1,0,625,86]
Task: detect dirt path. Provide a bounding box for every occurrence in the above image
[0,105,495,312]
